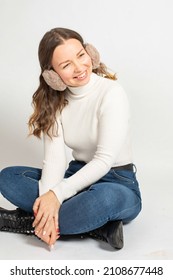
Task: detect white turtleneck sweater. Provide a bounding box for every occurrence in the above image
[39,73,133,203]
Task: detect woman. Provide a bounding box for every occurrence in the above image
[0,27,142,250]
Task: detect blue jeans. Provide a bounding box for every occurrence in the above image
[0,161,142,234]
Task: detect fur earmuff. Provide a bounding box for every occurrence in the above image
[42,44,100,91]
[85,44,100,69]
[42,70,67,91]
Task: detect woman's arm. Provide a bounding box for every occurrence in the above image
[32,119,66,244]
[39,119,67,195]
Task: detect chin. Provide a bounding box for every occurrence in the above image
[80,76,91,86]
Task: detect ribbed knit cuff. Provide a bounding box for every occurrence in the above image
[38,180,50,196]
[50,180,76,204]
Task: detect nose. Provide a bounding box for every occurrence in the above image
[73,60,83,73]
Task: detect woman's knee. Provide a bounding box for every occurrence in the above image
[1,166,14,175]
[0,166,23,179]
[0,166,14,184]
[1,166,41,181]
[0,167,16,192]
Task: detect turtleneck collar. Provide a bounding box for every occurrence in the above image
[67,73,100,99]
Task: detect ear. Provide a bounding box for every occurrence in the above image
[85,44,100,69]
[42,69,67,91]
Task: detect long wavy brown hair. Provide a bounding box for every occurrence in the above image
[28,27,116,138]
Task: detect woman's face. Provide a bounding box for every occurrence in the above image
[51,39,93,87]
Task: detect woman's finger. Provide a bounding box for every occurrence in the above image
[34,213,49,233]
[42,212,58,236]
[49,228,57,246]
[54,212,59,232]
[33,210,44,227]
[36,220,58,246]
[33,197,40,214]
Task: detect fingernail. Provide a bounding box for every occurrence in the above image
[43,231,46,236]
[49,244,54,251]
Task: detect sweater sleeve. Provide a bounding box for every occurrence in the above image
[39,119,67,196]
[50,84,130,204]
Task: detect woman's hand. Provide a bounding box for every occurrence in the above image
[35,217,60,246]
[32,190,61,245]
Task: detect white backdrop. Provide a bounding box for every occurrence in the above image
[0,0,173,178]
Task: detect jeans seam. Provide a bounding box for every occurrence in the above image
[21,170,40,183]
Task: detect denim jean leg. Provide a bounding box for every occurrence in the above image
[0,161,142,233]
[59,182,141,234]
[59,161,142,235]
[0,166,41,213]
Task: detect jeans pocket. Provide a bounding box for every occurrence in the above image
[111,169,141,199]
[111,169,135,184]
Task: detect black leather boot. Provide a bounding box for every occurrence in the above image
[0,207,35,235]
[89,220,124,249]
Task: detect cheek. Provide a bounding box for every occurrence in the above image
[58,70,72,83]
[85,55,92,67]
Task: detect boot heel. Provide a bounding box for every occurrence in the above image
[89,220,124,249]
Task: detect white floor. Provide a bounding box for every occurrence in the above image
[0,164,173,261]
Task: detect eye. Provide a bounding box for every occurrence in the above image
[79,52,85,57]
[63,63,70,69]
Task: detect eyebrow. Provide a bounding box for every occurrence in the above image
[58,48,84,66]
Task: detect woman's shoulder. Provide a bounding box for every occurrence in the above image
[99,76,127,99]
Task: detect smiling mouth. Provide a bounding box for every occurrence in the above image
[75,71,87,80]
